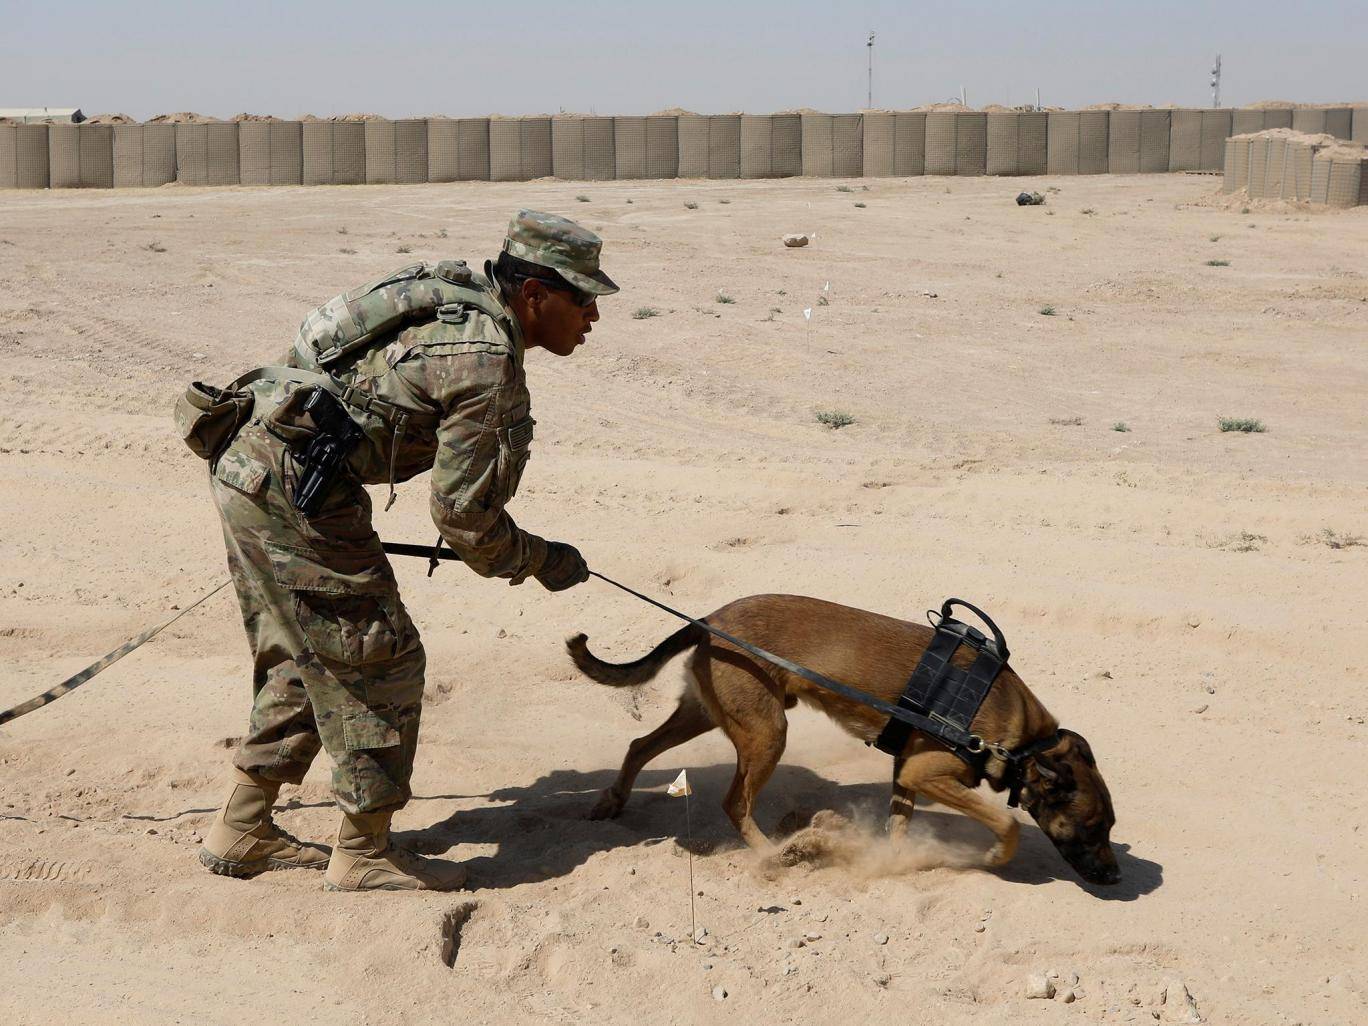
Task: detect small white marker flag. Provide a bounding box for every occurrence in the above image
[823,280,830,292]
[667,769,692,798]
[803,307,812,321]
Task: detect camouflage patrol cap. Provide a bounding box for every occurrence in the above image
[502,209,619,297]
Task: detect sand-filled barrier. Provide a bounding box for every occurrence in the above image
[489,117,553,182]
[739,114,802,178]
[427,118,491,183]
[861,111,926,177]
[175,122,239,186]
[612,116,678,179]
[112,123,176,187]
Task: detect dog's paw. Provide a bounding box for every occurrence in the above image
[587,791,624,821]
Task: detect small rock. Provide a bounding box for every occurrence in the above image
[873,933,889,945]
[1193,704,1209,714]
[1162,979,1202,1023]
[634,916,649,929]
[1098,670,1113,679]
[1204,684,1216,695]
[712,985,728,1002]
[974,923,986,933]
[496,628,507,639]
[1069,972,1080,986]
[922,290,938,298]
[1058,988,1077,1004]
[701,962,713,971]
[1026,975,1056,1000]
[65,768,76,776]
[873,972,891,988]
[782,234,809,248]
[783,963,798,976]
[789,896,802,905]
[803,931,822,942]
[813,913,828,923]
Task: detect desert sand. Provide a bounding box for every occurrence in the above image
[0,172,1365,1025]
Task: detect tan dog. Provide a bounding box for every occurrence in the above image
[569,594,1120,886]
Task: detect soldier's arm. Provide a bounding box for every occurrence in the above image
[427,363,546,582]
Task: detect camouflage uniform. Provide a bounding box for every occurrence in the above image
[210,211,617,814]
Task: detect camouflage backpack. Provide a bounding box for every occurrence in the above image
[292,259,508,371]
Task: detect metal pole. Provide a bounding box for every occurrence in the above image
[867,32,875,108]
[1210,54,1222,108]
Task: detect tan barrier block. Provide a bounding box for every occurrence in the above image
[365,119,428,184]
[1200,109,1231,170]
[1287,141,1315,201]
[112,124,176,187]
[1108,111,1140,173]
[1047,112,1081,174]
[925,112,956,175]
[954,112,986,175]
[862,112,895,176]
[1078,111,1109,174]
[612,116,678,179]
[864,112,926,176]
[740,114,801,178]
[0,124,50,189]
[427,118,490,182]
[1222,138,1241,192]
[1324,157,1366,207]
[238,122,302,186]
[1139,110,1170,172]
[302,122,366,185]
[1293,108,1353,140]
[551,117,615,180]
[1264,137,1287,198]
[1232,110,1262,135]
[1309,154,1331,204]
[1168,110,1202,171]
[800,113,863,177]
[1247,137,1268,198]
[986,112,1046,176]
[48,124,113,188]
[489,118,552,182]
[1355,108,1368,143]
[176,123,239,186]
[1231,137,1250,192]
[677,115,740,178]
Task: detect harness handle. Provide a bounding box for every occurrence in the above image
[939,597,1010,663]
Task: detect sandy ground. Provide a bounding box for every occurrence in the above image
[0,172,1365,1026]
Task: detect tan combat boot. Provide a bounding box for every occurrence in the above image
[323,810,468,892]
[199,768,330,877]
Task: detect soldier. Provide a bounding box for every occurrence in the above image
[196,210,616,891]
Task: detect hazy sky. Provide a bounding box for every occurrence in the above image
[3,1,1363,120]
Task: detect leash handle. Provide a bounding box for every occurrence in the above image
[939,597,1010,662]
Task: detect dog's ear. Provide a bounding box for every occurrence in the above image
[1061,729,1096,767]
[1032,756,1075,796]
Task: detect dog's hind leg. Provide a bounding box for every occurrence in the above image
[588,685,715,821]
[705,657,788,852]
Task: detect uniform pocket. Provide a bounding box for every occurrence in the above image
[214,449,269,496]
[499,414,535,502]
[343,708,402,751]
[265,543,416,665]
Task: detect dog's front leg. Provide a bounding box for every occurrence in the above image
[887,756,917,840]
[917,776,1020,867]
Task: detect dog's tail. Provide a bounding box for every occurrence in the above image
[566,623,706,687]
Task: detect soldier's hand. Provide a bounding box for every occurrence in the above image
[535,541,590,592]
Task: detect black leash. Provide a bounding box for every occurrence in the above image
[403,542,1004,758]
[3,541,1052,786]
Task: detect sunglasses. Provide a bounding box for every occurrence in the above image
[515,270,597,308]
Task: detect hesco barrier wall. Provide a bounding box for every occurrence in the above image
[1228,131,1368,207]
[677,115,741,178]
[427,118,490,182]
[10,105,1368,190]
[551,117,615,181]
[1222,137,1247,192]
[303,122,366,185]
[49,124,114,188]
[113,124,176,187]
[800,114,863,177]
[1046,111,1109,174]
[925,112,987,175]
[176,123,239,186]
[1108,110,1171,173]
[861,112,926,176]
[0,124,51,189]
[739,114,802,178]
[365,119,428,184]
[489,118,552,181]
[613,116,678,179]
[1168,109,1232,171]
[1291,108,1353,139]
[986,112,1047,175]
[239,122,303,186]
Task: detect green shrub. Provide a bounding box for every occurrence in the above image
[1219,417,1265,433]
[632,307,661,320]
[816,410,855,429]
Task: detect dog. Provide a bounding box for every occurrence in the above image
[568,593,1120,886]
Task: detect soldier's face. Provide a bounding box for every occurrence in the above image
[523,281,600,357]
